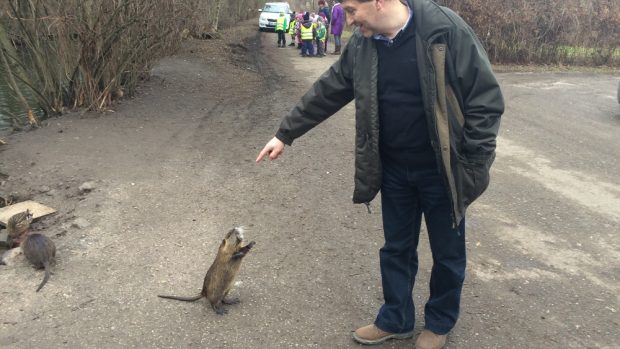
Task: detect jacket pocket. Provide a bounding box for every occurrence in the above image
[456,152,494,207]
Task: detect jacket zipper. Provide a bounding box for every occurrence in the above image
[424,32,458,229]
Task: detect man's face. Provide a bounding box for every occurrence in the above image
[341,0,382,38]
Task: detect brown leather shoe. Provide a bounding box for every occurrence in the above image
[352,324,414,345]
[415,329,447,349]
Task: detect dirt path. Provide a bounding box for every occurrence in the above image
[0,21,618,348]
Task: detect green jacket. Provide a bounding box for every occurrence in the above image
[289,19,296,34]
[275,0,504,226]
[317,24,327,41]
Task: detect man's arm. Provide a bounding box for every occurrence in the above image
[275,42,355,145]
[257,42,355,161]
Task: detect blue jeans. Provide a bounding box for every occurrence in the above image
[333,35,341,46]
[374,159,466,335]
[302,40,314,56]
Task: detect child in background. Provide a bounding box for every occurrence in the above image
[300,12,316,57]
[315,17,327,57]
[288,13,296,46]
[309,13,319,56]
[317,0,331,53]
[275,12,288,48]
[295,13,304,49]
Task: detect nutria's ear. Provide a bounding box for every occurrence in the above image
[220,239,227,247]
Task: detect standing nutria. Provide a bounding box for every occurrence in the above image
[7,210,33,248]
[158,227,255,315]
[22,233,56,292]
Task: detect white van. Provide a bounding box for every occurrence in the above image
[258,2,291,31]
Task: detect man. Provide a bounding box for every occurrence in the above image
[330,0,345,54]
[256,0,503,348]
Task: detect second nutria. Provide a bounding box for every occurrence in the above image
[158,227,255,315]
[22,233,56,292]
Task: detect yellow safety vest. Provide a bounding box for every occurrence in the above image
[300,25,313,40]
[276,16,286,31]
[288,20,296,34]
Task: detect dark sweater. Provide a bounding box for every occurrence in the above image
[376,17,435,167]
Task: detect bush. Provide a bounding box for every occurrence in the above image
[438,0,620,66]
[0,0,263,129]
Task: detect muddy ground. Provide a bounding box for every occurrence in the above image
[0,21,619,349]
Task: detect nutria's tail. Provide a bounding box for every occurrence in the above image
[158,294,203,302]
[36,262,51,292]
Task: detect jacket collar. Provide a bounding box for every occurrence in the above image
[408,0,452,42]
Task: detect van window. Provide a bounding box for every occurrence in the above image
[263,4,289,13]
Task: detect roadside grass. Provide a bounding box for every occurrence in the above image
[557,46,620,59]
[493,64,620,74]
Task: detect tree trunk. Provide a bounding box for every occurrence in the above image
[212,0,223,32]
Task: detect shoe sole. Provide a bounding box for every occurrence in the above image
[415,343,446,349]
[352,331,414,345]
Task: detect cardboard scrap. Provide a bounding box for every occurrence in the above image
[0,200,56,227]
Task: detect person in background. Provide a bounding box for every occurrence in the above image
[288,12,297,46]
[318,0,331,53]
[295,12,304,49]
[315,16,327,57]
[275,12,288,48]
[256,1,504,348]
[330,0,344,54]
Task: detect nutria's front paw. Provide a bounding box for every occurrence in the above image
[222,297,240,305]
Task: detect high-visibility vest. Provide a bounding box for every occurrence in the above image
[300,25,313,40]
[276,16,286,31]
[288,20,296,34]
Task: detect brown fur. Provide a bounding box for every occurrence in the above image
[158,227,255,315]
